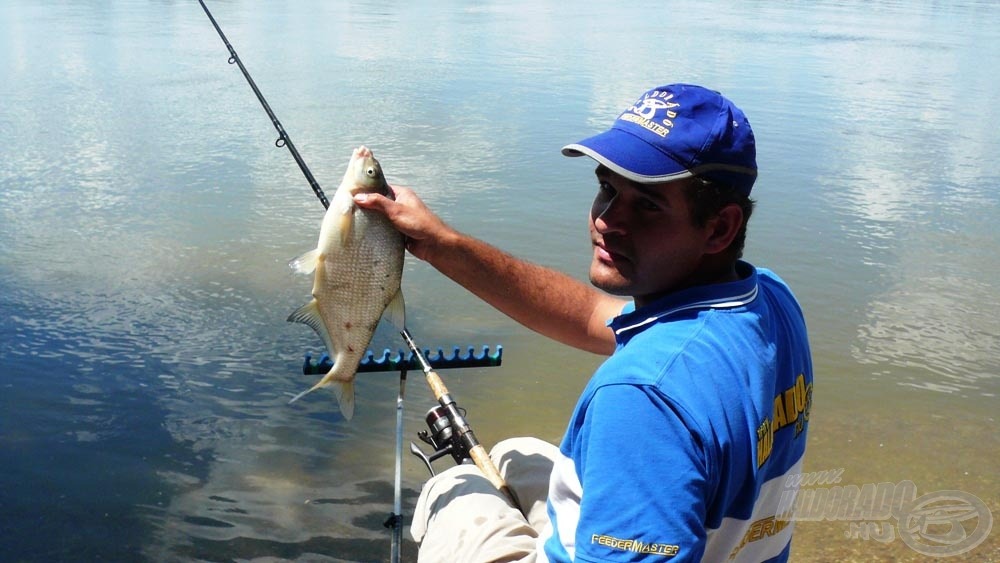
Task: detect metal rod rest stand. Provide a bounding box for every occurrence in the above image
[300,343,504,562]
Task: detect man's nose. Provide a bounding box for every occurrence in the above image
[593,196,626,234]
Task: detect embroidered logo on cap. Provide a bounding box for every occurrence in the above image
[618,90,680,138]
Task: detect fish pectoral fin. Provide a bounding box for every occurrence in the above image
[287,300,333,350]
[383,289,406,330]
[333,205,355,247]
[334,196,354,216]
[289,248,321,275]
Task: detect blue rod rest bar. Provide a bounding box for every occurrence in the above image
[302,345,503,375]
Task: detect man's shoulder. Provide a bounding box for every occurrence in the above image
[587,326,737,423]
[754,267,806,313]
[593,319,700,387]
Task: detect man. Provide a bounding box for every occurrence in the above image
[356,83,813,562]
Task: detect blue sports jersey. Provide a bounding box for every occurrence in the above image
[540,262,813,562]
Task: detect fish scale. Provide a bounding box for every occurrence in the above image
[287,146,405,420]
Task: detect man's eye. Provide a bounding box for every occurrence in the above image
[637,197,661,211]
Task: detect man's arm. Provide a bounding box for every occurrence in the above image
[569,384,710,562]
[355,186,622,355]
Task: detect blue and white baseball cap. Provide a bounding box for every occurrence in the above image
[562,84,757,194]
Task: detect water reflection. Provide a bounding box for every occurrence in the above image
[851,201,1000,395]
[3,0,1000,560]
[827,134,999,395]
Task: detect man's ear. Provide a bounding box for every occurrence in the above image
[704,203,743,255]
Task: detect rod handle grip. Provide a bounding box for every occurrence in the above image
[426,369,449,400]
[469,444,517,506]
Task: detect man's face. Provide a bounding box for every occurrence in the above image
[588,166,716,307]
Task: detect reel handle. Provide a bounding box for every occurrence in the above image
[409,441,461,477]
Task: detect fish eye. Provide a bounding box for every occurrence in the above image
[366,167,376,177]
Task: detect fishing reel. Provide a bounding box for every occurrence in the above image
[410,404,473,475]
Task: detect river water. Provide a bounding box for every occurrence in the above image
[1,1,997,561]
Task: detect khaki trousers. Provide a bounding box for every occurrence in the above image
[410,437,560,563]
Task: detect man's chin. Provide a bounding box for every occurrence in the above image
[589,273,633,297]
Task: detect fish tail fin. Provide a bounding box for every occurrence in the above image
[287,383,320,405]
[288,363,356,421]
[331,379,355,421]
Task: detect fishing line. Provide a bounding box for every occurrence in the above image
[198,0,330,210]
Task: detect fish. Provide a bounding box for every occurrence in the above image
[287,146,405,420]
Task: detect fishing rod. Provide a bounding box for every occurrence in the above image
[198,0,330,210]
[199,2,517,557]
[400,329,516,506]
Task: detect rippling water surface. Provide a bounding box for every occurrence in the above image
[2,1,998,561]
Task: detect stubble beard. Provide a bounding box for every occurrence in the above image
[589,260,633,297]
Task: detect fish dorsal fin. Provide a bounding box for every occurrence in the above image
[289,248,321,275]
[384,289,406,330]
[286,299,334,352]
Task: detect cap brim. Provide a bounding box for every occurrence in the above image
[561,128,693,184]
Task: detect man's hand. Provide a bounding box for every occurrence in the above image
[356,183,620,355]
[354,186,458,262]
